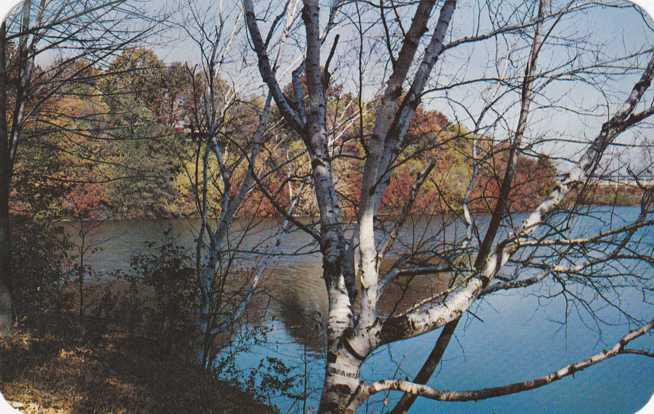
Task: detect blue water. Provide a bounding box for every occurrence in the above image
[75,207,654,413]
[230,207,654,414]
[233,284,653,413]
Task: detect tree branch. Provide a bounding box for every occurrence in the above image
[366,320,653,402]
[242,0,304,132]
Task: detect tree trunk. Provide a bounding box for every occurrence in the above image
[0,21,12,338]
[318,347,363,414]
[0,133,14,337]
[198,250,220,368]
[0,140,12,337]
[0,280,11,337]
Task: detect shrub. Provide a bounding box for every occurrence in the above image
[11,218,73,332]
[119,229,198,357]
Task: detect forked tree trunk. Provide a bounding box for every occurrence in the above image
[317,264,369,413]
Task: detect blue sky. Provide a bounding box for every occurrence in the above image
[145,1,654,168]
[6,0,654,172]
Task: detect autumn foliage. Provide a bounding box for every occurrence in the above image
[10,47,577,222]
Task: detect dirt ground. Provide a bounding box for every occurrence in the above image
[0,327,274,414]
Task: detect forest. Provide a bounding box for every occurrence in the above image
[8,46,564,221]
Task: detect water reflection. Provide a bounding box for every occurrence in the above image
[62,209,654,413]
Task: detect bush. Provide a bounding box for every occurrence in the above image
[11,218,73,331]
[118,228,198,357]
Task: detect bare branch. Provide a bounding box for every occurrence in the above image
[364,320,653,403]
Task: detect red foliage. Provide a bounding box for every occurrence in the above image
[381,170,436,214]
[408,107,449,140]
[65,183,107,220]
[471,152,556,213]
[239,172,292,218]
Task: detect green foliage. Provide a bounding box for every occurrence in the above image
[12,132,71,220]
[102,117,182,218]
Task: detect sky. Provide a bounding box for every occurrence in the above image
[4,0,654,173]
[142,0,654,172]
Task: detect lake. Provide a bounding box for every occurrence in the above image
[64,207,654,413]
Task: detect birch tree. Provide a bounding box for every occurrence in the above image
[244,0,654,412]
[174,0,311,368]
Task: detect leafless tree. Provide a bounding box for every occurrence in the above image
[243,0,654,412]
[174,0,311,368]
